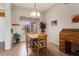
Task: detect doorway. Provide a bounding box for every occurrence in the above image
[20,16,39,33]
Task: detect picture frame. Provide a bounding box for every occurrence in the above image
[51,20,57,26]
[72,15,79,23]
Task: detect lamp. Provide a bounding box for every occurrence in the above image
[30,3,40,18]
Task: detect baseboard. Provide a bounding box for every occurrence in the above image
[48,40,59,47]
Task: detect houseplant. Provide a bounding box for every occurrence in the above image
[13,33,21,43]
[39,22,46,32]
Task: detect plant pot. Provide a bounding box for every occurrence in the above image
[16,39,20,43]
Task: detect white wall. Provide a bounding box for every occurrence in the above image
[0,17,5,42]
[0,4,5,42]
[12,6,43,41]
[12,6,32,24]
[12,6,33,41]
[5,3,12,50]
[12,6,43,24]
[0,3,12,50]
[0,3,5,10]
[44,4,79,45]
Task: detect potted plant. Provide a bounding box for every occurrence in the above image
[39,22,46,32]
[13,33,21,43]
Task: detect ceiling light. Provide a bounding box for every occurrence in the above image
[30,3,40,18]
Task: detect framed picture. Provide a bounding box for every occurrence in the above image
[51,20,57,26]
[72,15,79,23]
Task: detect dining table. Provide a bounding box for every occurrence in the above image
[26,33,39,55]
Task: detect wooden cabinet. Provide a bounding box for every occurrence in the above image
[59,29,79,55]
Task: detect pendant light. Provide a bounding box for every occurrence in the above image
[30,3,40,18]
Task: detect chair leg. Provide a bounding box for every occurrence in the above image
[46,48,47,55]
[38,48,39,56]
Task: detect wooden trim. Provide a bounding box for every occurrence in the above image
[12,24,20,26]
[0,12,5,17]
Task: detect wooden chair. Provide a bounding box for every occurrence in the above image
[26,32,47,56]
[36,32,47,55]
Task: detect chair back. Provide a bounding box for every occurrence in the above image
[38,33,47,41]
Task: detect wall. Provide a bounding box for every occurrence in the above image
[12,6,32,24]
[0,4,5,51]
[12,6,32,41]
[5,3,12,49]
[12,6,43,41]
[0,3,5,10]
[0,17,5,42]
[0,4,5,42]
[44,4,79,45]
[12,6,43,24]
[0,3,12,50]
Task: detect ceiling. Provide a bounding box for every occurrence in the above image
[12,3,56,12]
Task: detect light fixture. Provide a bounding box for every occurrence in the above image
[30,3,40,18]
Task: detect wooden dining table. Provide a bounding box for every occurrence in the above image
[26,33,39,55]
[26,33,38,39]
